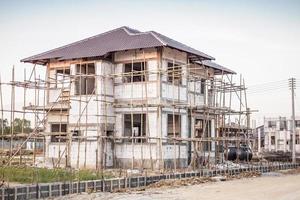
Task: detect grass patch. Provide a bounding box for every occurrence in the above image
[0,166,114,184]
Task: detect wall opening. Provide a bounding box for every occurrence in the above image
[56,68,70,88]
[195,119,203,138]
[50,123,67,142]
[295,120,300,128]
[271,136,275,145]
[75,63,95,95]
[167,114,181,137]
[167,62,181,85]
[296,135,300,145]
[280,120,287,131]
[200,79,206,94]
[124,62,145,83]
[268,121,276,128]
[124,113,146,143]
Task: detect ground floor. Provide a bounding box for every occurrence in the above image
[46,141,215,169]
[264,131,300,153]
[45,108,216,169]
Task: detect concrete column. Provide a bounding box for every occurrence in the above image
[275,132,278,151]
[268,131,272,151]
[258,128,261,153]
[284,131,287,152]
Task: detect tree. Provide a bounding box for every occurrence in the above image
[0,118,10,134]
[0,118,32,135]
[13,118,32,134]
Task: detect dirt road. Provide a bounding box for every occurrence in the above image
[55,173,300,200]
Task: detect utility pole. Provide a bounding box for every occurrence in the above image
[289,78,296,163]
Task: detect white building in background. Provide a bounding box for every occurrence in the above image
[21,26,236,169]
[263,117,300,153]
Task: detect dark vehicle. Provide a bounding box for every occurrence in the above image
[226,145,252,161]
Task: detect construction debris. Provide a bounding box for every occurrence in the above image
[278,167,300,175]
[227,171,261,180]
[148,177,214,188]
[113,171,262,193]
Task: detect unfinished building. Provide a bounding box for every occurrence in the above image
[263,116,300,153]
[12,26,249,171]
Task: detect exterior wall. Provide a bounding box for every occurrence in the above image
[263,117,300,153]
[47,141,113,168]
[45,59,116,168]
[44,46,217,169]
[161,47,188,103]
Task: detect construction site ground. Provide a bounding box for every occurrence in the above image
[52,168,300,200]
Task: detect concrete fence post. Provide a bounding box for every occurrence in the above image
[103,180,105,192]
[59,183,62,196]
[49,184,52,197]
[26,186,29,199]
[1,187,4,200]
[14,187,16,200]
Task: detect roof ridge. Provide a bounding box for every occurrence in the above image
[117,27,166,46]
[150,31,214,60]
[148,31,167,46]
[122,26,142,34]
[153,31,198,51]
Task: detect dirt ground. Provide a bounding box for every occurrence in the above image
[53,172,300,200]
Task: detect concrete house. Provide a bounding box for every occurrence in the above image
[21,26,235,169]
[263,117,300,153]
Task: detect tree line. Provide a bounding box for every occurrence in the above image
[0,118,32,135]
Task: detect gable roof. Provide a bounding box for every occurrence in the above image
[21,26,214,64]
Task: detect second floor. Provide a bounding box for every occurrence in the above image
[21,26,235,108]
[264,117,300,132]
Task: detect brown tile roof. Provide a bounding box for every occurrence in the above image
[21,26,214,64]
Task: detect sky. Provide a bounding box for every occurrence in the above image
[0,0,300,126]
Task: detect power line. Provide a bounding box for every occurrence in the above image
[247,79,287,88]
[248,83,288,92]
[248,84,288,92]
[247,86,288,94]
[246,79,290,95]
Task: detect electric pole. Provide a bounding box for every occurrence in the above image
[289,78,296,163]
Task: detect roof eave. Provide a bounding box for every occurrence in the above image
[214,69,236,75]
[165,45,215,61]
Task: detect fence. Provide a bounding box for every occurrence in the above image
[1,162,299,200]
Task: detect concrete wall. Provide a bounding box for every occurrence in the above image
[47,141,113,169]
[264,117,300,153]
[44,46,218,169]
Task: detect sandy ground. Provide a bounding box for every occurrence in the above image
[54,173,300,200]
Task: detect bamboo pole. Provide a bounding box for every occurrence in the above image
[0,75,4,156]
[143,51,153,170]
[84,66,88,168]
[9,66,15,166]
[103,61,108,170]
[43,68,47,166]
[130,58,135,170]
[76,62,82,169]
[172,59,177,171]
[66,68,72,169]
[96,64,100,172]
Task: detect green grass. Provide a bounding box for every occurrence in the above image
[0,166,114,184]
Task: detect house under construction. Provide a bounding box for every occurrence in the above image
[4,26,250,171]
